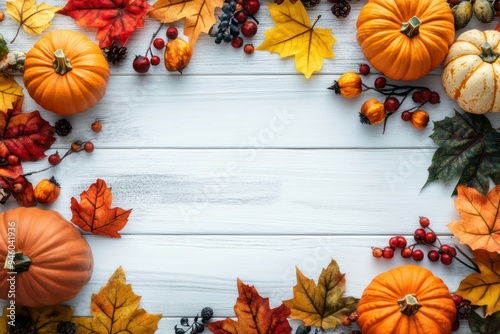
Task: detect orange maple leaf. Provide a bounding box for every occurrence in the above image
[207,279,292,334]
[448,184,500,252]
[70,178,132,238]
[149,0,223,46]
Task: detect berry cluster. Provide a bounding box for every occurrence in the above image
[372,217,463,266]
[359,64,441,131]
[450,294,472,331]
[209,0,259,53]
[175,307,214,334]
[133,25,180,73]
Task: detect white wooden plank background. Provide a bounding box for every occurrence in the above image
[1,0,500,333]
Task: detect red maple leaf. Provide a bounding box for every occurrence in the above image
[59,0,153,48]
[0,109,55,162]
[208,279,292,334]
[70,179,132,237]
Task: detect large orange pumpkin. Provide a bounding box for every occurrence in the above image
[356,0,455,81]
[357,265,457,334]
[0,207,93,307]
[23,30,109,116]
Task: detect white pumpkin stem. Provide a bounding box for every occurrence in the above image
[400,16,421,38]
[397,294,422,316]
[479,42,499,63]
[53,49,73,75]
[3,252,31,273]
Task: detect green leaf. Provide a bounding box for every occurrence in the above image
[424,111,500,195]
[468,309,500,334]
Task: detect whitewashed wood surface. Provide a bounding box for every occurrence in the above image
[2,0,500,332]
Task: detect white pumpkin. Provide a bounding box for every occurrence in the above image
[441,29,500,114]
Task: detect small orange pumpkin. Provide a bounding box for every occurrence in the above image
[359,98,386,125]
[357,265,457,334]
[164,38,193,73]
[330,72,363,98]
[34,176,60,204]
[23,30,110,115]
[410,110,430,130]
[356,0,455,81]
[0,207,93,307]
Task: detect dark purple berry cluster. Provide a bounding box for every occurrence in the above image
[175,307,213,334]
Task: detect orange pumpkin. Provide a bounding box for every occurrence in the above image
[357,265,457,334]
[23,30,110,116]
[0,207,93,307]
[164,38,193,73]
[34,176,60,204]
[360,98,386,125]
[356,0,455,81]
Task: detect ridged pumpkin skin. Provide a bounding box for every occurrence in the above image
[0,207,93,307]
[23,30,109,115]
[356,0,455,81]
[357,265,456,334]
[442,29,500,114]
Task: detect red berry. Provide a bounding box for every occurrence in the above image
[412,91,422,103]
[153,37,165,49]
[429,92,441,104]
[342,317,351,326]
[427,250,440,262]
[451,318,460,331]
[166,26,179,40]
[48,153,61,165]
[494,0,500,11]
[424,231,437,244]
[419,216,430,228]
[440,244,457,256]
[388,236,399,249]
[401,110,412,121]
[244,0,260,15]
[84,142,94,153]
[374,77,386,89]
[382,246,395,259]
[133,55,150,73]
[450,0,461,4]
[243,44,255,54]
[441,253,453,265]
[420,89,431,102]
[231,36,243,48]
[451,294,463,306]
[414,228,426,241]
[241,21,258,37]
[412,249,424,261]
[359,63,370,76]
[234,10,248,23]
[91,120,102,133]
[396,236,407,248]
[7,155,18,165]
[401,247,413,258]
[384,97,400,113]
[372,247,383,258]
[151,55,161,66]
[12,182,24,194]
[348,312,358,322]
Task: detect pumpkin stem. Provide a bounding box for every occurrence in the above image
[400,16,421,38]
[3,252,31,273]
[49,176,60,188]
[397,294,422,316]
[479,42,499,63]
[53,49,72,75]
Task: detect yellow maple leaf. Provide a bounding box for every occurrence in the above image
[283,259,358,330]
[6,0,61,42]
[0,76,23,113]
[73,267,162,334]
[456,249,500,315]
[0,304,74,332]
[149,0,223,46]
[257,0,335,78]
